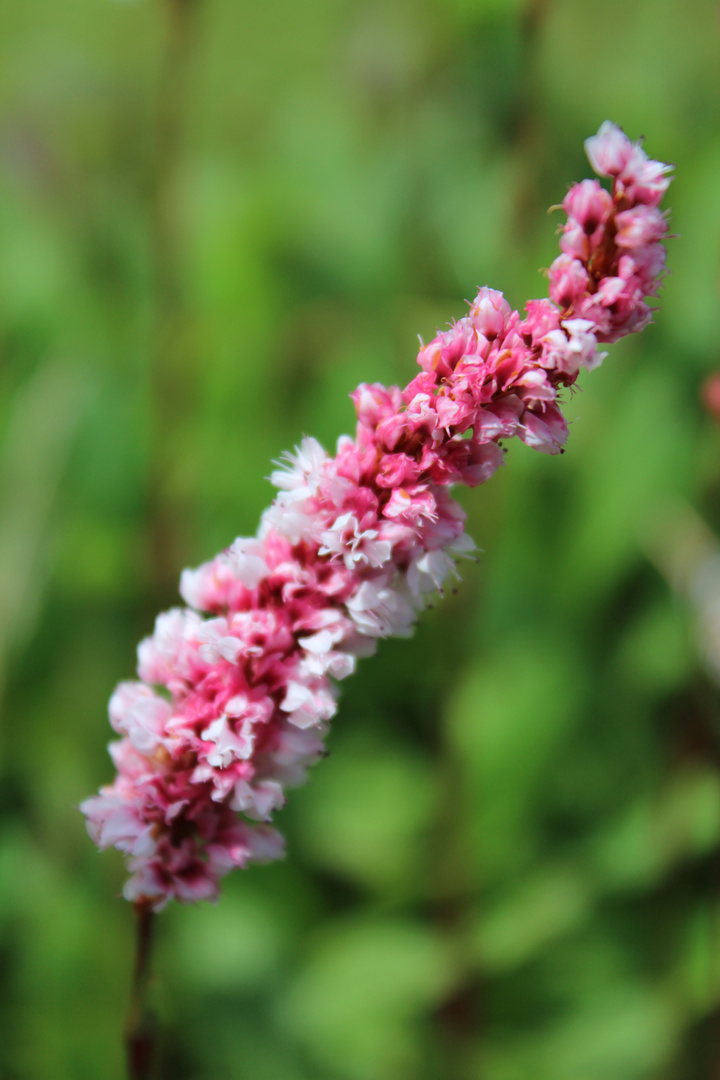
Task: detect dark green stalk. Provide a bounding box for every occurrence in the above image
[125,903,157,1080]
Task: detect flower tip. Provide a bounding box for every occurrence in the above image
[584,121,631,178]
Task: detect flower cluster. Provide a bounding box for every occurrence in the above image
[82,123,672,909]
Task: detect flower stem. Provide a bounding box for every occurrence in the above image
[125,902,157,1080]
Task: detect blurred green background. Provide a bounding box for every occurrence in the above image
[1,0,720,1077]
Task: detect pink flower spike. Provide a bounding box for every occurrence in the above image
[82,124,672,911]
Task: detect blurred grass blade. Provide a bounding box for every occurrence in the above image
[0,358,89,698]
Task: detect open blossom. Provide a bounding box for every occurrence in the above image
[81,123,673,910]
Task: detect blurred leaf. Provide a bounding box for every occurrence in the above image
[446,636,583,881]
[481,988,680,1080]
[474,862,592,974]
[0,358,88,690]
[171,881,289,991]
[293,729,438,893]
[281,917,455,1079]
[615,596,693,693]
[589,768,720,891]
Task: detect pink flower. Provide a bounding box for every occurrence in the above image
[82,124,673,910]
[469,288,511,340]
[548,254,591,312]
[615,205,668,248]
[584,121,635,177]
[562,179,613,236]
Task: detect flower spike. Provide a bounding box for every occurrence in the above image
[82,123,673,910]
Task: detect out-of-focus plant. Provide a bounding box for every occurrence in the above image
[0,360,88,703]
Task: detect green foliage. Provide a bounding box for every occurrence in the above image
[1,0,719,1077]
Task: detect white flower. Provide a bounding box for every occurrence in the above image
[226,537,269,587]
[346,580,416,638]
